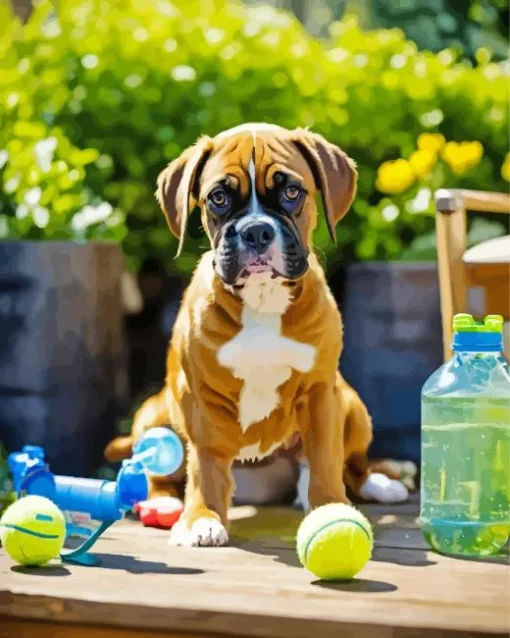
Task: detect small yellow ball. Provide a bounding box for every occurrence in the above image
[0,496,66,566]
[296,503,373,581]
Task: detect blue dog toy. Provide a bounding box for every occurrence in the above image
[8,427,184,566]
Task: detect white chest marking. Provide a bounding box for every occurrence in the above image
[217,273,316,432]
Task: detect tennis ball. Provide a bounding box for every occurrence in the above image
[297,503,373,581]
[0,496,66,566]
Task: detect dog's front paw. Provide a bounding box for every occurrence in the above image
[360,473,409,504]
[168,517,229,547]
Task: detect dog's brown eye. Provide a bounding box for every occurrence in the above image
[284,184,301,201]
[210,189,227,207]
[208,187,231,213]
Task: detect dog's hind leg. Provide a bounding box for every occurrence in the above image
[104,388,170,461]
[341,381,409,504]
[367,459,418,491]
[130,387,173,440]
[341,382,373,496]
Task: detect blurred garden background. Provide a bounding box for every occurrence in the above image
[2,0,509,271]
[0,0,509,477]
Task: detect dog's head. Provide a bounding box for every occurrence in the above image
[156,123,357,286]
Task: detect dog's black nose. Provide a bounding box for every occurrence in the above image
[241,221,275,254]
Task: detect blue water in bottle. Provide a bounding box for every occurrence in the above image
[420,314,510,557]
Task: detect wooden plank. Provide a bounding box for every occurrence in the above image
[1,505,509,638]
[0,591,504,638]
[0,617,240,638]
[435,203,467,361]
[466,263,510,320]
[457,189,510,215]
[436,188,510,215]
[434,186,510,359]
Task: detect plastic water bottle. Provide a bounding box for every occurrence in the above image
[420,314,510,557]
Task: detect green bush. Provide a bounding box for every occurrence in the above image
[366,0,509,61]
[0,119,126,242]
[319,22,509,262]
[1,0,508,273]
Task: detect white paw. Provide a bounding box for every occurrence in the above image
[168,517,229,547]
[360,473,409,504]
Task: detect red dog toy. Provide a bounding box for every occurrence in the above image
[134,497,183,529]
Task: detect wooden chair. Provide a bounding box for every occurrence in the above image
[434,188,510,361]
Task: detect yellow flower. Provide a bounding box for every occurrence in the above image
[408,149,436,177]
[417,133,445,154]
[376,159,415,194]
[463,141,483,165]
[442,141,484,175]
[501,152,510,182]
[442,142,464,173]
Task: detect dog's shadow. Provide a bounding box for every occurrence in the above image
[93,553,205,575]
[11,554,205,577]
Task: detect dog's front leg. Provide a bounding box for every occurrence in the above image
[169,444,234,547]
[299,381,349,508]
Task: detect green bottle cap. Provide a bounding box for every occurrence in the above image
[452,313,504,333]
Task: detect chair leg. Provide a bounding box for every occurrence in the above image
[435,196,467,361]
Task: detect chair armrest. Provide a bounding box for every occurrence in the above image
[435,189,510,215]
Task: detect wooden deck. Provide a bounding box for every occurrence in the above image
[1,498,509,638]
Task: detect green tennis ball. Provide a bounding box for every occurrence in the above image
[297,503,373,581]
[0,496,66,566]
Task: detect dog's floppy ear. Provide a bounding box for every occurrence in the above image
[156,136,214,255]
[292,129,357,242]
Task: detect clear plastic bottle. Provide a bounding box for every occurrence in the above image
[420,314,510,556]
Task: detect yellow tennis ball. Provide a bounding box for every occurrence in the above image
[297,503,373,581]
[0,496,66,566]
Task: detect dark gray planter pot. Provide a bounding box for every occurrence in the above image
[0,242,128,477]
[340,262,443,465]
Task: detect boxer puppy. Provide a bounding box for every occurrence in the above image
[107,123,409,546]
